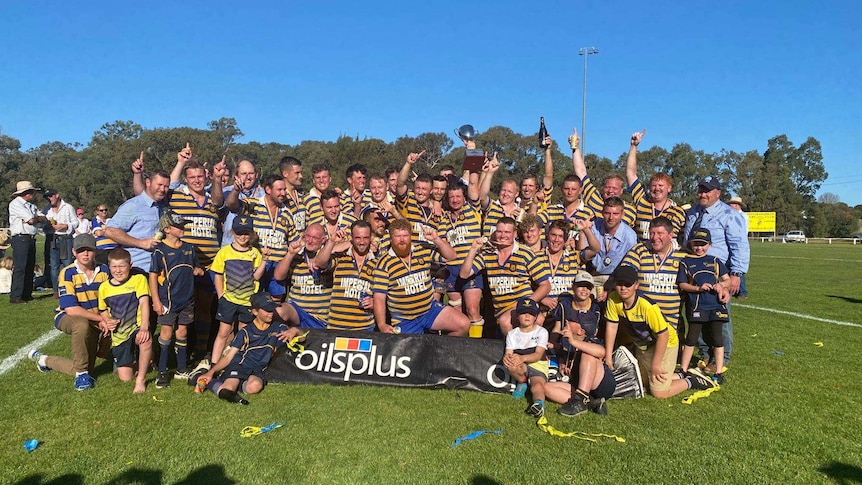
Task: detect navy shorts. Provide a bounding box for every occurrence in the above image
[571,352,616,399]
[445,264,484,293]
[396,299,445,334]
[195,271,217,294]
[260,260,286,296]
[215,297,254,324]
[112,330,140,368]
[157,301,195,327]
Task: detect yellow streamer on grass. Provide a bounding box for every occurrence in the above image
[536,416,625,443]
[151,396,164,403]
[240,422,285,438]
[681,386,720,404]
[814,342,824,347]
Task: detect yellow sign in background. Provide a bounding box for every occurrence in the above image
[747,212,776,232]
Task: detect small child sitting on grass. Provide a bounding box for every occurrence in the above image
[98,248,152,394]
[503,297,549,418]
[197,292,303,405]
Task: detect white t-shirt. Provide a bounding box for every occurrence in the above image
[505,325,549,353]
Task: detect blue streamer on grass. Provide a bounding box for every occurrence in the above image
[451,429,503,447]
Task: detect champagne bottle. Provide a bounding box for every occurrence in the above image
[539,117,549,148]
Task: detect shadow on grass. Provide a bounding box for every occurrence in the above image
[14,464,235,485]
[819,461,862,484]
[826,295,862,304]
[469,475,503,485]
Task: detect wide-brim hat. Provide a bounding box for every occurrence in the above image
[13,181,41,196]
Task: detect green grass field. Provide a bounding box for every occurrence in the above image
[2,242,861,484]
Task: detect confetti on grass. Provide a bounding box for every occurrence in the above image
[536,417,625,443]
[241,422,285,438]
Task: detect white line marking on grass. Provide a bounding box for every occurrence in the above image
[0,329,63,377]
[754,255,862,263]
[735,303,862,328]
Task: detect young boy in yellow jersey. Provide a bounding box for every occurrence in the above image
[603,265,715,399]
[98,248,152,394]
[503,297,550,418]
[209,216,267,368]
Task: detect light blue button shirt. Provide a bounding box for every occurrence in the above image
[106,192,166,271]
[590,219,638,275]
[683,200,750,273]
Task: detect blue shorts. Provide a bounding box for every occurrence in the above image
[289,302,327,329]
[396,299,444,334]
[157,301,195,327]
[215,297,254,325]
[445,264,484,293]
[112,330,140,368]
[260,260,286,296]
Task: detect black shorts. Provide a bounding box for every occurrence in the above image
[215,297,254,324]
[222,365,266,384]
[156,301,195,327]
[571,352,616,399]
[112,330,139,368]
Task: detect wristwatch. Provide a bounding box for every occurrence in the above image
[730,272,745,277]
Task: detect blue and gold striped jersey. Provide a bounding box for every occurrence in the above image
[581,176,636,227]
[327,248,377,331]
[167,188,220,269]
[621,242,687,328]
[55,263,110,327]
[437,201,484,266]
[98,273,150,346]
[395,190,443,245]
[541,249,587,298]
[283,189,307,234]
[470,243,550,317]
[372,245,439,326]
[91,219,117,250]
[238,197,297,262]
[304,191,324,228]
[284,249,332,321]
[211,244,262,306]
[629,179,687,241]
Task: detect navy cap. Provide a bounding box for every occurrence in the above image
[697,176,721,192]
[689,228,712,245]
[233,215,254,233]
[612,265,639,287]
[515,297,540,317]
[43,188,58,197]
[250,292,279,312]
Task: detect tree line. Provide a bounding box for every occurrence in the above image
[1,117,858,236]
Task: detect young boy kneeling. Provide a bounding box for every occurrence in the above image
[503,297,549,418]
[98,248,152,394]
[199,292,303,404]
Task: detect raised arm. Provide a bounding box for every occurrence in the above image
[626,130,646,186]
[170,143,192,184]
[397,150,425,197]
[131,151,145,196]
[209,155,227,208]
[477,155,500,210]
[225,174,243,213]
[542,135,554,190]
[568,128,586,179]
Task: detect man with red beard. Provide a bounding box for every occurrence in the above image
[625,130,686,242]
[372,219,469,336]
[460,217,551,335]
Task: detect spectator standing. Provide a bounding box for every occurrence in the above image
[74,208,91,236]
[44,189,79,298]
[8,181,48,304]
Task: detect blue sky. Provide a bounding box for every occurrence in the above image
[3,1,860,205]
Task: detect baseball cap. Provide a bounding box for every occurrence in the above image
[697,176,721,192]
[73,234,97,252]
[612,265,639,287]
[233,215,254,233]
[515,297,540,317]
[250,292,279,312]
[689,228,712,245]
[573,272,595,289]
[158,211,188,232]
[43,188,58,197]
[76,208,84,215]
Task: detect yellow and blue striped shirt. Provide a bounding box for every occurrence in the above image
[167,187,220,269]
[238,197,297,262]
[470,243,550,317]
[327,248,377,331]
[372,245,439,326]
[285,249,332,321]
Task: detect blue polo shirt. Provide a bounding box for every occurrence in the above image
[107,192,166,271]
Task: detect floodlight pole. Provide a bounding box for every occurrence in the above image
[579,46,599,155]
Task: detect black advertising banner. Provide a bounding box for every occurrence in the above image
[267,330,515,394]
[267,330,644,398]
